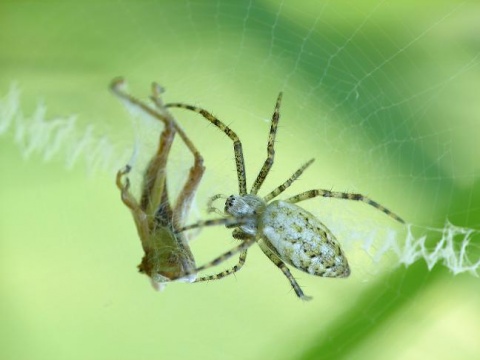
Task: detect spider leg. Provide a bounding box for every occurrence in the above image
[263,158,315,202]
[286,189,405,224]
[116,166,150,244]
[195,250,248,282]
[176,216,250,233]
[171,238,256,280]
[150,83,206,228]
[258,240,312,301]
[195,228,252,281]
[250,92,282,195]
[165,102,248,196]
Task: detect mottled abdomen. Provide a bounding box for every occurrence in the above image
[261,200,350,277]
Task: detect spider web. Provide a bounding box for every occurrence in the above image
[1,1,479,360]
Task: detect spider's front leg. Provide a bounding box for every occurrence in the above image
[188,238,255,282]
[250,92,282,195]
[165,101,248,196]
[195,251,248,283]
[194,228,251,282]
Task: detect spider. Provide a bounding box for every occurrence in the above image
[111,78,205,290]
[166,93,405,300]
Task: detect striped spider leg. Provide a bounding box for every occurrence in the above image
[167,93,405,300]
[111,78,205,290]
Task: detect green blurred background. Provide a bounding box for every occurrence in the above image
[1,1,480,359]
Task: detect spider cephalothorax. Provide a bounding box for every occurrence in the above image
[224,194,266,236]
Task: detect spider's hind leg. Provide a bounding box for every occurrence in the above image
[258,240,312,301]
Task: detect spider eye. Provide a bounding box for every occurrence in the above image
[225,195,236,212]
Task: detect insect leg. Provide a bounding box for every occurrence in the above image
[110,78,175,218]
[150,83,206,228]
[116,166,150,245]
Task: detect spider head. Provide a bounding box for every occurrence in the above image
[138,229,197,291]
[224,194,266,236]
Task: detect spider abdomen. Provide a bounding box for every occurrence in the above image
[261,200,350,278]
